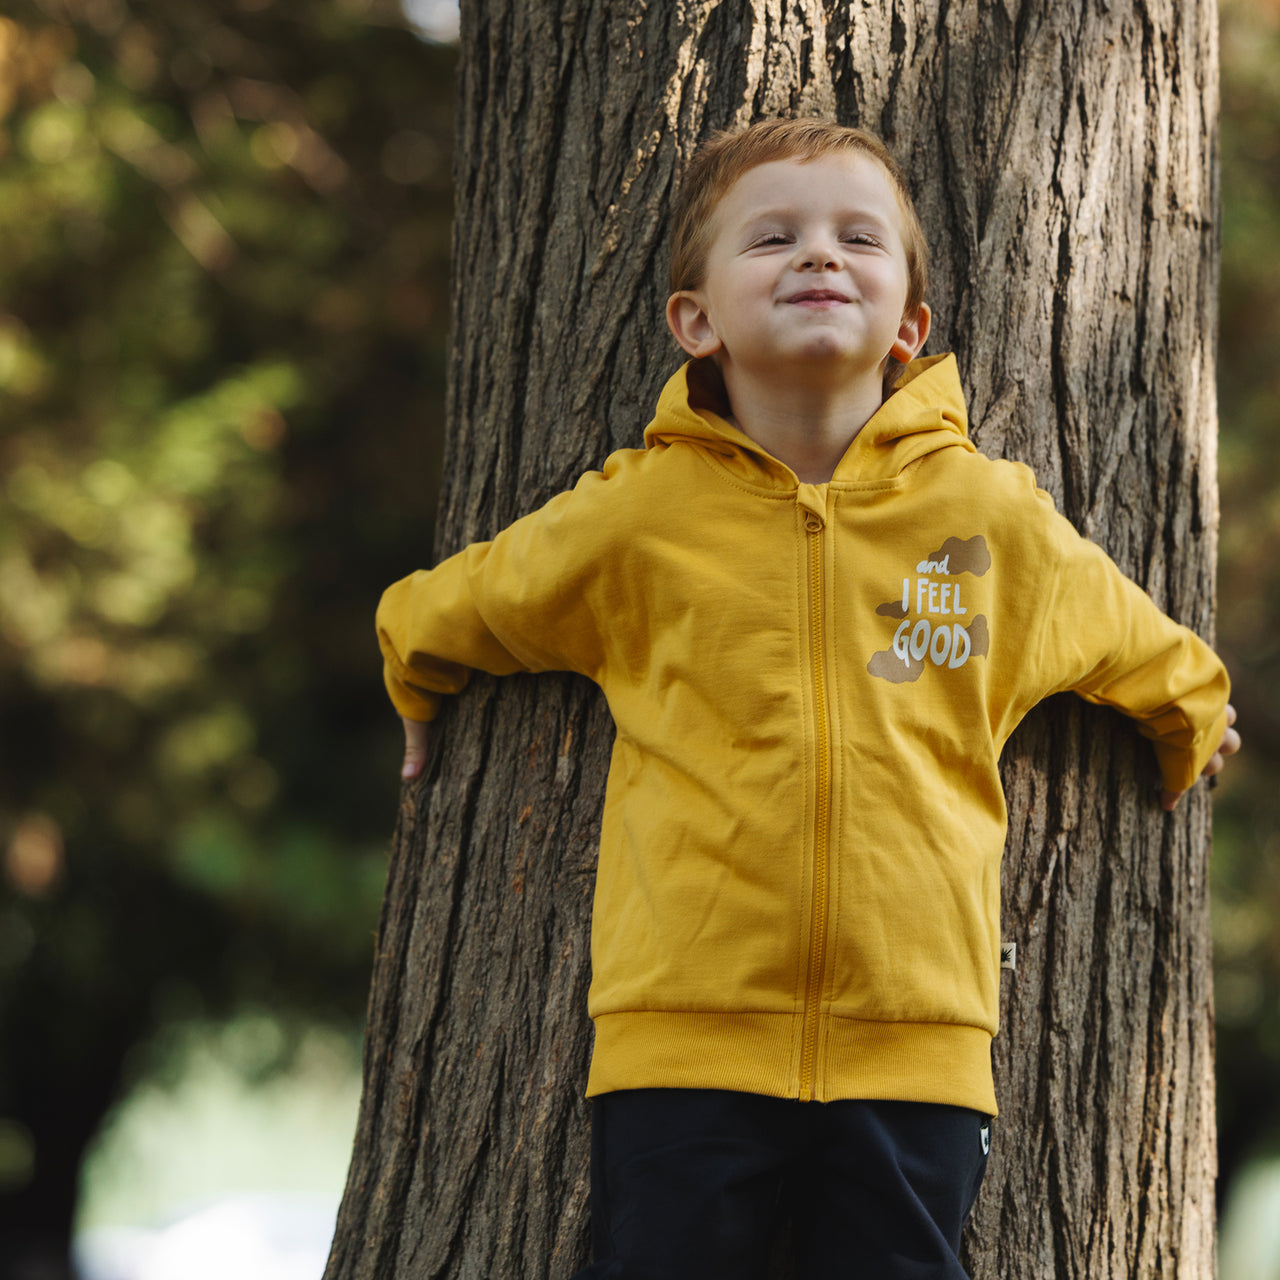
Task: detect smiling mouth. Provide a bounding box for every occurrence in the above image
[786,289,850,305]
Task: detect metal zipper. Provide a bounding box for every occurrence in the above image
[799,503,832,1102]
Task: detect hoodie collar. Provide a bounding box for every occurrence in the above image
[643,354,974,488]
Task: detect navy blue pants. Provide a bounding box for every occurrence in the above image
[572,1088,990,1280]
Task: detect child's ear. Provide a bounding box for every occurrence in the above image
[889,302,932,365]
[666,291,723,360]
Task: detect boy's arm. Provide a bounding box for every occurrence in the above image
[1017,483,1234,803]
[377,461,627,746]
[376,540,539,726]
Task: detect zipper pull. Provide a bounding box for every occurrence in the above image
[797,483,827,533]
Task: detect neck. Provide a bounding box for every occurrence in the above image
[722,363,887,484]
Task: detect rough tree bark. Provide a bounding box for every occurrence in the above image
[327,2,1220,1277]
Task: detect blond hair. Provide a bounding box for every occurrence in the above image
[669,118,929,319]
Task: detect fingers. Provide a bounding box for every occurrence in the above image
[1221,703,1240,757]
[1159,788,1183,812]
[1201,704,1241,779]
[401,716,431,779]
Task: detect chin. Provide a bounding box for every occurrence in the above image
[790,340,876,367]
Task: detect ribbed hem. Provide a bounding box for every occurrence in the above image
[587,1010,997,1115]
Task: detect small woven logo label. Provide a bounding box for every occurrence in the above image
[1000,942,1017,971]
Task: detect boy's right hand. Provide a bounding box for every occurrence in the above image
[1158,703,1240,811]
[401,716,431,779]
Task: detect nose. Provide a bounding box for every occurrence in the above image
[796,233,840,270]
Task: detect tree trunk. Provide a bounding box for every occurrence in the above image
[326,2,1220,1277]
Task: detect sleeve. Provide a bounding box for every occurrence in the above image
[1020,480,1230,795]
[375,461,628,722]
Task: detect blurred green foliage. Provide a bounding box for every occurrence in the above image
[1214,0,1280,1195]
[0,0,452,1258]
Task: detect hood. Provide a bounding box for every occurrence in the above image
[643,353,974,487]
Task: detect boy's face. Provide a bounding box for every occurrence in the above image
[667,152,929,385]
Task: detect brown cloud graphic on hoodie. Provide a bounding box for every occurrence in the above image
[875,600,908,619]
[917,535,991,578]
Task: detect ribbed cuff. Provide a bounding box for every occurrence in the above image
[382,663,441,722]
[1153,705,1230,794]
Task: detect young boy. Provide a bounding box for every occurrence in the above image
[377,119,1239,1279]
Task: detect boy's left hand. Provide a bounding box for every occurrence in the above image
[1159,703,1240,811]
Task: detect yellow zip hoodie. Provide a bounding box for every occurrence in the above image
[377,354,1230,1116]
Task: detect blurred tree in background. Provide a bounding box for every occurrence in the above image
[0,0,1277,1274]
[1214,0,1280,1212]
[0,0,451,1274]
